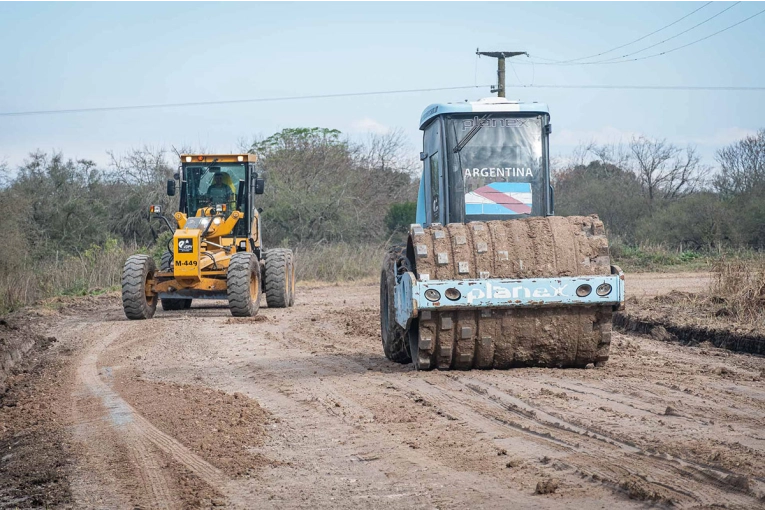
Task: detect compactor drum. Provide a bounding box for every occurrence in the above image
[381,99,624,370]
[121,154,296,319]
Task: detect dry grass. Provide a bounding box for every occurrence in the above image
[0,241,136,315]
[293,243,387,283]
[711,258,765,323]
[0,241,391,315]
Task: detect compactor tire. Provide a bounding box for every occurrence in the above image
[380,245,412,364]
[159,251,190,311]
[227,253,261,317]
[264,249,293,308]
[122,254,158,320]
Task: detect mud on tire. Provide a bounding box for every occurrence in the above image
[159,251,191,311]
[122,254,158,320]
[227,252,261,317]
[264,249,294,308]
[380,245,412,364]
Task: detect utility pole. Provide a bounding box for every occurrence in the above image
[476,50,528,98]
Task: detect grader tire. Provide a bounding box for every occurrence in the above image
[227,253,261,317]
[122,254,158,320]
[264,249,292,308]
[286,251,296,307]
[380,245,412,364]
[159,251,190,311]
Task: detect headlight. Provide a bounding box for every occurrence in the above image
[212,217,222,225]
[444,288,461,301]
[199,217,211,229]
[576,284,592,297]
[424,289,441,302]
[596,283,612,296]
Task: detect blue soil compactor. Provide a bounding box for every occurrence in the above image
[380,98,624,370]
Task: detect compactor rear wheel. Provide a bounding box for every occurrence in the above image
[122,254,158,320]
[227,252,261,317]
[264,249,295,308]
[380,245,412,364]
[159,251,191,311]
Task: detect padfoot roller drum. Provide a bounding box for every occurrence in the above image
[381,216,624,370]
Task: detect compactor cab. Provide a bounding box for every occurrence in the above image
[381,99,625,370]
[121,154,296,320]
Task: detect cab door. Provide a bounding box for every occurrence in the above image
[423,119,444,226]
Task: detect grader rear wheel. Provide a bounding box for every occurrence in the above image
[264,249,294,308]
[122,254,158,320]
[227,253,261,317]
[287,252,296,307]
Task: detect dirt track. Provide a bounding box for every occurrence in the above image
[2,272,764,509]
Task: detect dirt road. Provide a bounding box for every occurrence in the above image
[2,272,764,509]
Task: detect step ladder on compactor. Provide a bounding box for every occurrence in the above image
[121,154,296,319]
[380,98,625,370]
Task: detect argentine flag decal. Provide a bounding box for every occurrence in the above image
[465,182,532,215]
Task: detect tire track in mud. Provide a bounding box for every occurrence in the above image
[72,327,241,508]
[260,321,761,510]
[393,373,761,507]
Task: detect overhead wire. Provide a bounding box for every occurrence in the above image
[521,2,762,66]
[2,83,764,119]
[571,1,742,64]
[508,84,765,91]
[530,1,713,64]
[588,6,765,65]
[0,85,492,117]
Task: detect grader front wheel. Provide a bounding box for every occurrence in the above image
[122,254,158,320]
[227,253,261,317]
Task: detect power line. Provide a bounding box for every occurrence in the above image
[0,85,492,118]
[578,6,765,65]
[509,84,765,91]
[2,82,764,119]
[531,2,713,64]
[521,2,762,66]
[576,1,742,64]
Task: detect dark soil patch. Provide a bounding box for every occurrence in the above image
[615,291,765,355]
[0,332,73,509]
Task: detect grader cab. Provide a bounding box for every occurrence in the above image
[121,154,295,319]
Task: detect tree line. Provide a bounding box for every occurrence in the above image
[0,128,419,281]
[553,130,765,250]
[1,126,763,282]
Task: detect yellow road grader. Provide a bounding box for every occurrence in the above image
[121,154,295,319]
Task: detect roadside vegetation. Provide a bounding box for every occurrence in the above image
[1,128,764,314]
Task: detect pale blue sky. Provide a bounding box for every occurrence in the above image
[1,1,763,170]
